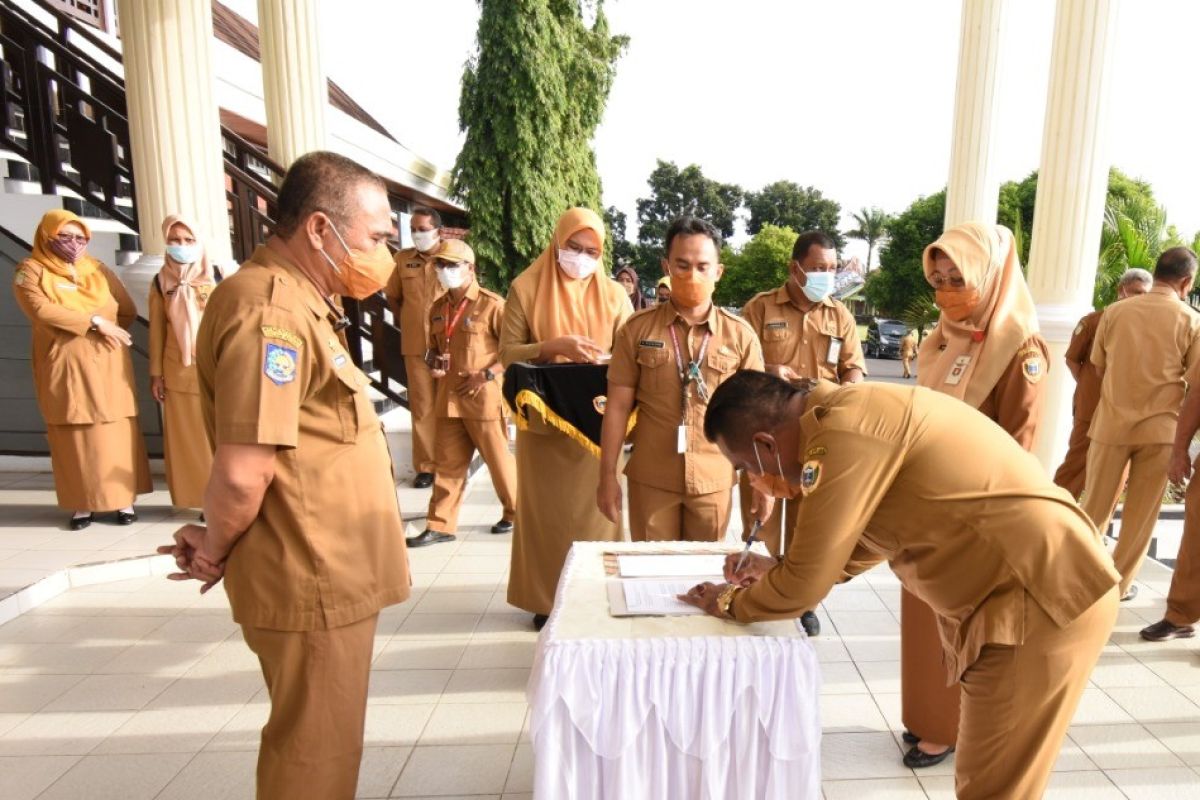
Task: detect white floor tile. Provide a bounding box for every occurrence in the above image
[1067,723,1183,769]
[823,777,926,799]
[392,744,516,796]
[156,750,257,800]
[36,751,192,800]
[421,702,527,746]
[1104,765,1200,798]
[0,754,80,800]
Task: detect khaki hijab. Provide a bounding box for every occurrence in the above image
[28,209,112,313]
[511,207,628,360]
[157,215,217,367]
[917,222,1039,408]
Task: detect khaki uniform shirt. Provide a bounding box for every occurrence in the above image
[13,259,138,425]
[427,281,506,420]
[732,381,1120,682]
[1065,310,1103,423]
[973,335,1051,451]
[149,277,217,394]
[609,303,764,495]
[197,244,410,631]
[740,286,866,382]
[1090,286,1200,445]
[384,247,440,357]
[900,334,918,360]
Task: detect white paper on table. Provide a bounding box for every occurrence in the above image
[617,553,729,578]
[621,579,723,615]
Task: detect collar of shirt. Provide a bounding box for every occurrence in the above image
[772,283,835,311]
[797,379,845,447]
[1149,284,1180,300]
[661,298,718,331]
[249,244,330,320]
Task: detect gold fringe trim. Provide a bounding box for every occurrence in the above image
[509,389,637,459]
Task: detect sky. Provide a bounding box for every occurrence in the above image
[229,0,1200,264]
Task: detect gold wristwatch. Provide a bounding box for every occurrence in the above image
[715,584,740,619]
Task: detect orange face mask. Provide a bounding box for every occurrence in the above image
[935,287,981,322]
[669,271,715,309]
[321,223,394,300]
[748,439,799,500]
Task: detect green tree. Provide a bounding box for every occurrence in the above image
[452,0,626,290]
[846,206,891,270]
[1095,196,1169,307]
[634,160,743,260]
[713,224,796,308]
[604,205,636,267]
[864,191,946,316]
[744,181,844,248]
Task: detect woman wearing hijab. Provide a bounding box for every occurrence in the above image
[149,215,220,511]
[13,209,152,529]
[614,263,646,311]
[901,221,1050,768]
[500,207,634,628]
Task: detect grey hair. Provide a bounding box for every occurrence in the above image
[1118,267,1153,288]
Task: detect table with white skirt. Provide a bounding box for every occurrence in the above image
[527,541,822,800]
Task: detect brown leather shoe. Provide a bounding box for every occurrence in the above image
[1140,619,1195,642]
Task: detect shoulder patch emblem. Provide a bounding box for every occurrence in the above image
[800,459,822,495]
[14,269,27,286]
[638,340,665,349]
[593,395,607,415]
[806,446,827,458]
[264,343,298,386]
[261,326,303,349]
[1022,354,1044,384]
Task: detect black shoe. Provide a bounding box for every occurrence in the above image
[68,513,93,531]
[413,472,434,489]
[115,510,137,525]
[1140,619,1195,642]
[1121,585,1138,602]
[405,529,455,548]
[533,614,549,631]
[490,519,513,534]
[198,512,205,523]
[800,610,820,636]
[902,730,921,746]
[903,745,954,769]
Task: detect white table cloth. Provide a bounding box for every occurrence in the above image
[528,541,821,800]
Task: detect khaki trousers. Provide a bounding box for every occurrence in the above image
[427,417,517,533]
[1081,440,1172,595]
[242,614,379,800]
[735,472,795,556]
[955,588,1117,799]
[1052,415,1093,500]
[1166,468,1200,626]
[902,356,913,379]
[627,479,732,542]
[403,355,437,474]
[901,589,961,746]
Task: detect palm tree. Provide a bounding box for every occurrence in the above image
[847,207,891,271]
[1096,196,1169,307]
[902,294,940,343]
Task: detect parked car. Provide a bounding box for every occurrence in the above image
[865,318,909,359]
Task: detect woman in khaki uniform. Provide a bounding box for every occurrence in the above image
[13,209,152,529]
[903,221,1049,767]
[149,215,220,510]
[501,207,633,628]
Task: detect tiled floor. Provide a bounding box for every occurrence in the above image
[2,467,1200,798]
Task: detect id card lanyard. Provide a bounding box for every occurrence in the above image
[441,295,471,357]
[668,322,711,453]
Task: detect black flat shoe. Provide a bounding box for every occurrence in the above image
[533,614,549,631]
[405,529,455,548]
[68,513,93,531]
[1140,619,1195,641]
[903,745,954,769]
[902,730,921,745]
[801,610,820,637]
[413,472,434,489]
[490,519,513,534]
[115,511,137,526]
[1121,585,1138,602]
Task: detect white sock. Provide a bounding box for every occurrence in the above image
[72,511,91,519]
[118,506,134,515]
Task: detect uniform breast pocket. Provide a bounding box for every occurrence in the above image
[762,325,792,362]
[636,347,672,390]
[334,363,375,442]
[705,351,738,389]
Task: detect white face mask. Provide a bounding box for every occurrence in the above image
[558,248,599,280]
[412,229,439,253]
[800,270,835,302]
[436,265,468,290]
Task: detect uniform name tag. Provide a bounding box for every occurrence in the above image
[639,340,665,349]
[944,355,971,386]
[431,315,444,322]
[406,261,423,269]
[765,321,788,330]
[333,354,347,368]
[826,336,843,366]
[676,424,688,454]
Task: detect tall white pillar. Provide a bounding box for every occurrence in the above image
[944,0,1009,228]
[116,0,234,316]
[257,0,328,168]
[1026,0,1121,471]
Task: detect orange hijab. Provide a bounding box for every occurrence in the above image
[28,209,112,313]
[512,207,629,359]
[917,222,1039,408]
[157,215,217,367]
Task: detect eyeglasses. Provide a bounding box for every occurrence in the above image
[55,234,88,244]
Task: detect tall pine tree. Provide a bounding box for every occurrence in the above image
[453,0,626,289]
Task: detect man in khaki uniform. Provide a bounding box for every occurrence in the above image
[900,330,918,379]
[384,205,445,488]
[599,216,763,541]
[683,372,1119,799]
[408,239,517,547]
[1053,268,1152,499]
[161,152,411,800]
[1082,247,1200,601]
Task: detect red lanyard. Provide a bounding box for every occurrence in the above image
[442,296,470,351]
[668,323,711,380]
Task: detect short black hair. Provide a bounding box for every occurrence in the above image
[664,215,722,258]
[411,205,442,228]
[792,230,837,262]
[274,151,385,237]
[703,370,809,444]
[1154,246,1198,282]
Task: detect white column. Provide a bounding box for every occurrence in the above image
[944,0,1009,228]
[1026,0,1121,471]
[257,0,327,168]
[116,0,234,317]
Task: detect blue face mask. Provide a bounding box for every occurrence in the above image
[166,244,201,264]
[800,270,835,302]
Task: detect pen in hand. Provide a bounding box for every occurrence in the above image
[735,519,763,575]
